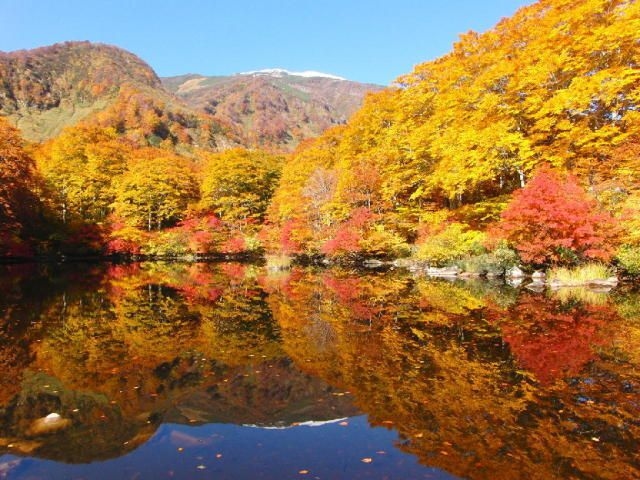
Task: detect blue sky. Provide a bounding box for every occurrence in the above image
[0,0,531,85]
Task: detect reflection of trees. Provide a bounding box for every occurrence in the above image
[0,262,290,462]
[3,263,640,476]
[35,262,285,407]
[0,264,107,403]
[495,292,614,386]
[269,268,640,479]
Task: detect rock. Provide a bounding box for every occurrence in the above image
[391,258,413,269]
[458,271,482,278]
[426,266,460,277]
[531,270,546,281]
[506,266,525,278]
[362,259,385,269]
[27,412,71,436]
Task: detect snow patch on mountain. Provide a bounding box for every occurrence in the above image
[239,68,346,81]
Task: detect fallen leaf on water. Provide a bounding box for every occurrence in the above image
[339,421,349,426]
[177,448,184,452]
[216,453,222,458]
[298,469,309,474]
[361,458,373,463]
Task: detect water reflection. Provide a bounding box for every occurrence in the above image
[0,263,639,479]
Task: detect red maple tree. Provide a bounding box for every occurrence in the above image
[491,166,619,265]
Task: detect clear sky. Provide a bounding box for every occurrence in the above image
[0,0,532,85]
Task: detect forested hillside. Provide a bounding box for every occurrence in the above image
[0,42,238,150]
[0,0,638,271]
[163,71,383,151]
[265,0,639,269]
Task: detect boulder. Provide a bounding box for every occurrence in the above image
[362,259,385,269]
[426,266,460,277]
[26,413,71,436]
[506,266,525,278]
[531,270,546,281]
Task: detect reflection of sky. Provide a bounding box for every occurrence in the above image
[0,416,459,480]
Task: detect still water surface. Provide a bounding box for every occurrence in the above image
[0,262,639,479]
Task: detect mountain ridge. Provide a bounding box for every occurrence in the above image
[0,41,381,152]
[238,68,347,80]
[162,70,383,150]
[0,41,237,150]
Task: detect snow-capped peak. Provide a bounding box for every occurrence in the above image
[238,68,346,81]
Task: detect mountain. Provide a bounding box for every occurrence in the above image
[0,42,380,152]
[0,42,237,150]
[162,69,384,151]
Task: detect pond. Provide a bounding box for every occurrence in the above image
[0,262,639,479]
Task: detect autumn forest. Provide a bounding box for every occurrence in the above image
[0,0,639,273]
[2,0,640,478]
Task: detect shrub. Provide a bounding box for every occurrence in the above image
[359,224,410,258]
[456,243,519,276]
[143,229,190,257]
[415,223,485,266]
[106,223,148,255]
[617,245,640,276]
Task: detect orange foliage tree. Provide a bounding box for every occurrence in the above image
[0,118,41,255]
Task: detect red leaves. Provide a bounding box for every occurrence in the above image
[321,226,361,256]
[221,235,246,254]
[321,207,375,257]
[491,166,619,265]
[279,219,305,255]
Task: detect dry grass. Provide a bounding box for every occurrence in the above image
[548,263,613,286]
